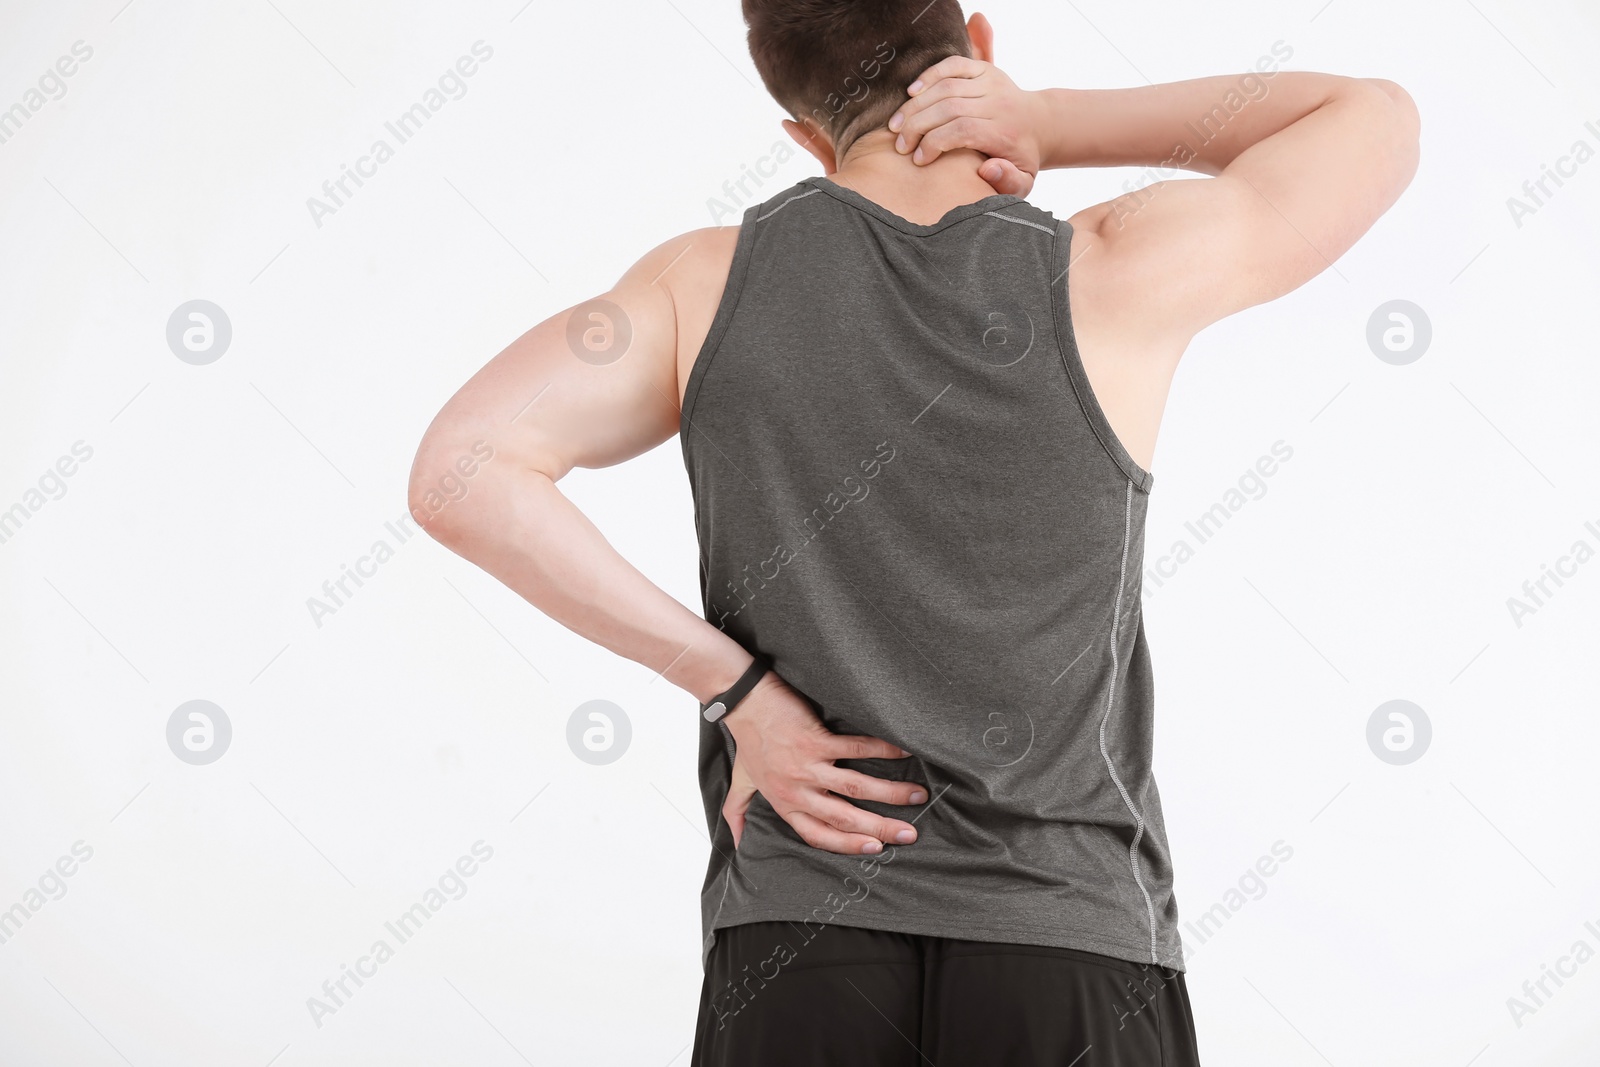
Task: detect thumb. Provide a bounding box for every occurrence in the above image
[979,157,1034,197]
[722,765,756,849]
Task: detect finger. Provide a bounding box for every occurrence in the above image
[914,117,986,166]
[823,766,929,807]
[892,97,975,156]
[810,794,919,846]
[979,157,1034,197]
[721,774,756,849]
[785,809,889,856]
[888,76,985,135]
[817,733,912,761]
[905,55,987,98]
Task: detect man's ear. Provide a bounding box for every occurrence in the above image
[782,117,838,174]
[966,11,994,63]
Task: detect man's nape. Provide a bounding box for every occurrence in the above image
[770,12,1001,225]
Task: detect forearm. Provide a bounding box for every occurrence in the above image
[1032,72,1363,176]
[416,462,751,705]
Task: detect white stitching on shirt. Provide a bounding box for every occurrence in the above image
[756,187,821,222]
[1097,478,1161,964]
[983,209,1054,234]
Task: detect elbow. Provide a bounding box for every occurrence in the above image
[1365,77,1414,109]
[407,433,494,542]
[1364,77,1421,143]
[1359,78,1421,189]
[407,446,453,542]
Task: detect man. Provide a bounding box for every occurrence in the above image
[409,2,1419,1063]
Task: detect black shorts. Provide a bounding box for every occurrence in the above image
[691,921,1201,1067]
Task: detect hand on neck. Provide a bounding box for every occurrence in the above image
[826,128,1004,224]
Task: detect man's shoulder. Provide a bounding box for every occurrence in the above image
[624,226,742,386]
[640,224,742,320]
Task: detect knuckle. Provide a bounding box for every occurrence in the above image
[902,111,933,137]
[823,805,859,833]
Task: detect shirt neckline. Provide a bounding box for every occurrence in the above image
[803,175,1027,236]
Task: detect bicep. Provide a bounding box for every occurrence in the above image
[1080,78,1420,341]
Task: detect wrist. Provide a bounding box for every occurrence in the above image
[1030,88,1078,169]
[673,641,756,706]
[702,652,773,724]
[720,667,778,726]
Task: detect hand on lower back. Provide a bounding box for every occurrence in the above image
[721,671,927,855]
[887,56,1044,197]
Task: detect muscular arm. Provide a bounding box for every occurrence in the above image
[409,230,928,855]
[1032,72,1390,176]
[1046,73,1422,335]
[408,232,751,704]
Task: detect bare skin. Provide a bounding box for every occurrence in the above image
[408,13,1419,858]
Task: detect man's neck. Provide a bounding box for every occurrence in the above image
[826,129,1001,224]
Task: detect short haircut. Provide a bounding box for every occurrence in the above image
[742,0,972,160]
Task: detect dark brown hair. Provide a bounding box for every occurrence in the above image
[743,0,972,159]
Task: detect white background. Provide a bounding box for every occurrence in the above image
[1,0,1597,1064]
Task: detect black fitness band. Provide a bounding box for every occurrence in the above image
[702,653,772,723]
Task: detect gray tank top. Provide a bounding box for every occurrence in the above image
[680,175,1182,973]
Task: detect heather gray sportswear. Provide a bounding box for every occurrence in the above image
[679,175,1183,973]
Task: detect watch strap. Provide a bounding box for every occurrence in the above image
[702,653,772,723]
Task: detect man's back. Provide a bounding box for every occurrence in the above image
[678,174,1177,969]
